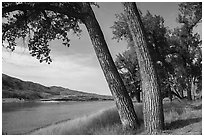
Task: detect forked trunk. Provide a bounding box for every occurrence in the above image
[80,3,140,130]
[122,2,164,134]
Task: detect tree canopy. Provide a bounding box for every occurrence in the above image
[112,2,202,100]
[2,2,101,63]
[112,10,174,99]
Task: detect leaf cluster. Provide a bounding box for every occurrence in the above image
[2,2,86,63]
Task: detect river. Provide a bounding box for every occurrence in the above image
[2,101,115,135]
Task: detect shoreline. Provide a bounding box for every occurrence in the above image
[2,98,114,103]
[2,98,26,103]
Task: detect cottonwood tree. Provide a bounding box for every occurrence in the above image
[2,2,140,129]
[115,48,142,102]
[166,2,202,100]
[167,28,202,100]
[177,2,202,100]
[122,2,164,134]
[111,10,179,101]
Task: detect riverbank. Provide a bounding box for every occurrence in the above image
[2,98,26,103]
[29,103,143,135]
[29,100,202,135]
[2,100,115,134]
[30,103,143,135]
[40,97,113,102]
[2,97,113,103]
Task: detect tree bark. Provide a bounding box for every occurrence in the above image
[80,3,140,130]
[168,86,172,102]
[187,77,192,100]
[122,2,164,134]
[171,90,183,100]
[135,91,141,103]
[191,77,196,100]
[180,88,184,98]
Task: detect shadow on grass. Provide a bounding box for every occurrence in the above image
[165,117,202,130]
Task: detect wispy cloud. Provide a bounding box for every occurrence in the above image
[2,46,110,95]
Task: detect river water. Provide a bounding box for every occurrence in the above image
[2,101,115,135]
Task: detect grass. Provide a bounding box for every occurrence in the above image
[30,107,122,135]
[163,99,202,135]
[30,103,143,135]
[30,99,202,135]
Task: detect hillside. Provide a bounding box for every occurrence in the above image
[2,74,113,101]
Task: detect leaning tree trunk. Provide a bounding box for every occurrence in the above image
[80,3,140,130]
[122,2,164,134]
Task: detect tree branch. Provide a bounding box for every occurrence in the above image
[2,3,84,20]
[2,4,31,14]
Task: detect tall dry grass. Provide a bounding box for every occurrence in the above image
[30,99,201,135]
[30,103,143,135]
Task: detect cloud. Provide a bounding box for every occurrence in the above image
[2,46,111,95]
[2,46,42,67]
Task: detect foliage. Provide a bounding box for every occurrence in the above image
[177,2,202,30]
[112,11,172,99]
[167,2,202,98]
[177,2,202,76]
[2,2,101,63]
[115,48,141,98]
[112,2,202,100]
[112,11,170,54]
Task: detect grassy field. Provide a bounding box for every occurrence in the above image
[30,99,202,135]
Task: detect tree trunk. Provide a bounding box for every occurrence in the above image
[168,86,172,102]
[190,77,196,100]
[122,2,164,134]
[171,90,183,100]
[135,91,141,103]
[187,77,192,100]
[180,88,184,98]
[80,3,140,130]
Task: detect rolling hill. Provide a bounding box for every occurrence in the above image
[2,74,113,101]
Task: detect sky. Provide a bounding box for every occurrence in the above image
[2,2,202,95]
